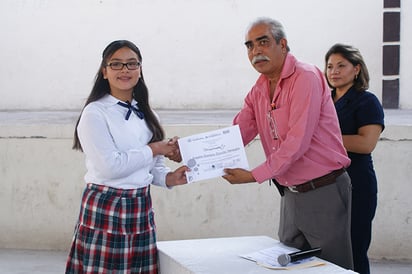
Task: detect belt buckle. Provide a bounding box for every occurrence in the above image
[288,186,299,193]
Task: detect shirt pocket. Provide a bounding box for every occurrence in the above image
[271,107,289,140]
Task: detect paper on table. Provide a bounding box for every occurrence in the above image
[178,125,249,183]
[239,243,325,270]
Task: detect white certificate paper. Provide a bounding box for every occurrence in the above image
[178,125,249,183]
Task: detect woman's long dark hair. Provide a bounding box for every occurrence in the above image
[73,40,164,151]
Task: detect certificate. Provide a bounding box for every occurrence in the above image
[178,125,249,183]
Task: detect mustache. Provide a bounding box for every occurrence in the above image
[252,55,270,64]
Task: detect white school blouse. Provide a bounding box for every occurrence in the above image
[77,94,170,189]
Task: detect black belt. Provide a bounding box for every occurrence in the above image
[288,168,346,193]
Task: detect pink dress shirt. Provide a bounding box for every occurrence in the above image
[234,53,350,186]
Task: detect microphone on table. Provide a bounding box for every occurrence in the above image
[277,247,322,266]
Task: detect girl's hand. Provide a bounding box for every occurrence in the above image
[166,166,189,187]
[165,136,182,162]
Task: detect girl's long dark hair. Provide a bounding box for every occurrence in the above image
[73,40,164,151]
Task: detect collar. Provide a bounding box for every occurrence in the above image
[100,94,138,107]
[256,53,297,85]
[332,86,358,101]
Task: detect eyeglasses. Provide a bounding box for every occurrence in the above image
[245,37,272,52]
[106,61,141,70]
[267,110,279,140]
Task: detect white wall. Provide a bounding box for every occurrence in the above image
[0,0,402,110]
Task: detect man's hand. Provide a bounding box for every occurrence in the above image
[222,168,255,184]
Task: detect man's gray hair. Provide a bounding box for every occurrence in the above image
[246,17,290,52]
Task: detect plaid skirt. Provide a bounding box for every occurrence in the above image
[65,183,158,274]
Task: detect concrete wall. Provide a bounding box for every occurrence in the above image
[1,0,411,110]
[0,111,411,262]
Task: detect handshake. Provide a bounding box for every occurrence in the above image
[148,136,182,163]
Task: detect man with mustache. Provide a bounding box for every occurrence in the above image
[222,18,353,270]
